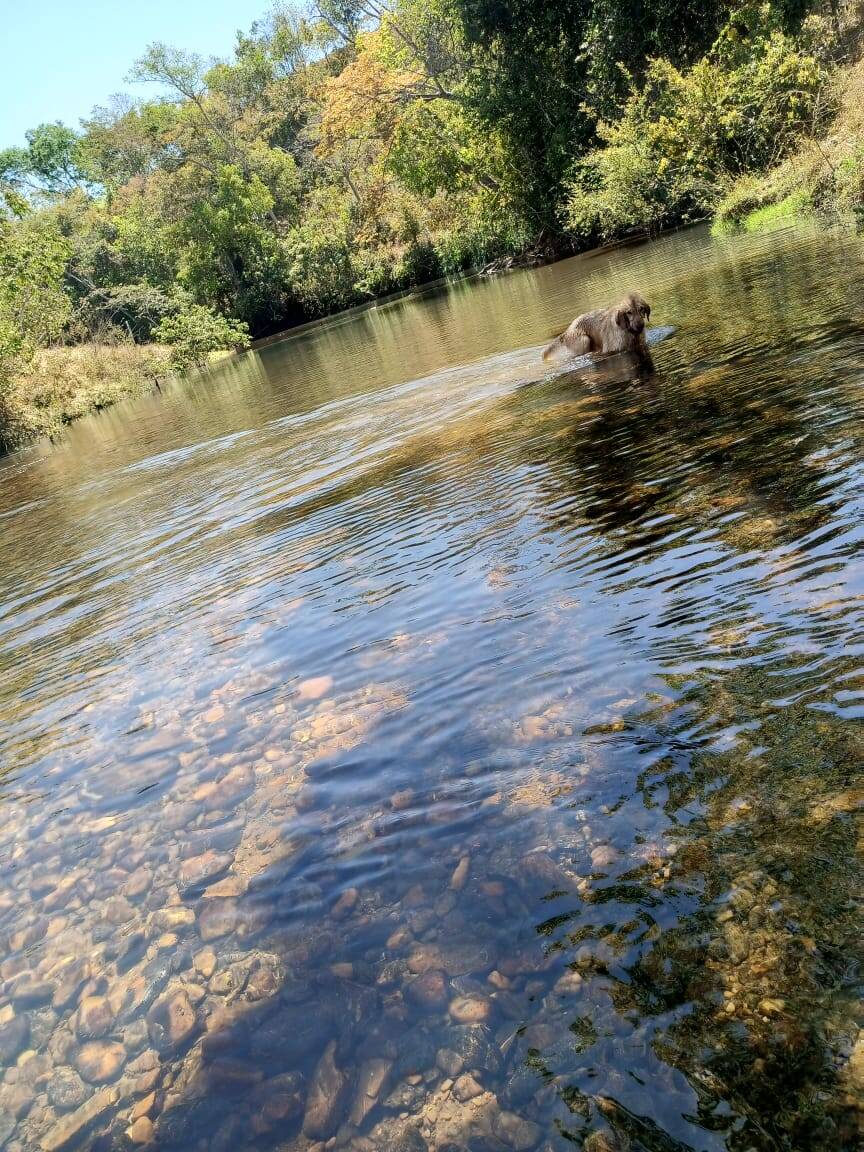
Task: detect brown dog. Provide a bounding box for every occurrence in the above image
[542,292,651,360]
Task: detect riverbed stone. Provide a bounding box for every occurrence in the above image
[127,1116,155,1144]
[178,850,233,893]
[493,1109,542,1150]
[437,938,496,977]
[75,996,115,1041]
[0,1014,30,1066]
[349,1057,392,1127]
[131,1091,156,1121]
[193,947,217,980]
[405,970,449,1014]
[297,675,333,701]
[0,1078,35,1119]
[590,845,618,871]
[75,1041,126,1084]
[331,888,359,920]
[303,1040,350,1139]
[450,856,470,891]
[198,899,239,941]
[40,1086,119,1152]
[150,906,196,933]
[10,976,53,1009]
[47,1067,89,1112]
[394,1029,436,1077]
[452,1073,484,1102]
[147,990,198,1052]
[383,1079,426,1111]
[444,1024,502,1076]
[436,1047,464,1077]
[448,994,492,1024]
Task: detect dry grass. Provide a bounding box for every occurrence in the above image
[1,342,172,451]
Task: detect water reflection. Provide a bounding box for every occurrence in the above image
[0,222,861,1152]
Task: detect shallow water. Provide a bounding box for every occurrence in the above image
[0,222,862,1152]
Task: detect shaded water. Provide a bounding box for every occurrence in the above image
[0,223,862,1152]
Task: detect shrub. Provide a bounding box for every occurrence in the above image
[564,25,832,243]
[153,305,250,371]
[283,226,357,316]
[715,48,864,230]
[0,213,71,395]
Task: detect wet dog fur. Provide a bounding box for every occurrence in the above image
[542,292,651,360]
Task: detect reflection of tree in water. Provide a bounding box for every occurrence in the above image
[524,342,860,565]
[600,671,862,1150]
[486,235,864,1150]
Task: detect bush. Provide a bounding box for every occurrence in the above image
[564,25,832,243]
[153,305,250,371]
[715,49,864,231]
[283,226,357,316]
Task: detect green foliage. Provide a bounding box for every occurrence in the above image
[0,123,92,196]
[283,221,356,315]
[564,25,832,242]
[716,50,864,231]
[452,0,732,226]
[173,164,293,330]
[77,98,179,189]
[153,304,250,370]
[0,214,71,392]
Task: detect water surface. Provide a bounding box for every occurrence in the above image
[1,223,862,1152]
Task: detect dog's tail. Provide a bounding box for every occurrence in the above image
[542,334,563,361]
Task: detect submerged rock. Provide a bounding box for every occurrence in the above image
[47,1066,89,1112]
[75,1040,127,1084]
[147,990,198,1052]
[0,1013,30,1066]
[75,995,115,1040]
[452,1073,484,1102]
[302,1039,350,1139]
[443,1024,503,1076]
[493,1109,542,1150]
[250,1071,305,1128]
[349,1057,392,1127]
[448,994,492,1024]
[198,899,240,941]
[40,1086,119,1152]
[178,850,233,893]
[127,1115,155,1144]
[405,969,449,1014]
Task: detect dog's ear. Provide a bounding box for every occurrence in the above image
[644,303,651,320]
[615,308,627,328]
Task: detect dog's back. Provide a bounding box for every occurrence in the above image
[543,293,650,361]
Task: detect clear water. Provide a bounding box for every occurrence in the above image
[0,223,862,1152]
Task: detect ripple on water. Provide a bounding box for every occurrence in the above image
[0,222,862,1151]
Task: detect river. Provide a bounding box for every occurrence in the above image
[0,222,861,1151]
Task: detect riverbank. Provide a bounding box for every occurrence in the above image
[0,344,242,454]
[715,52,864,231]
[0,344,172,452]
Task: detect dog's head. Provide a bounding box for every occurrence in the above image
[616,292,651,335]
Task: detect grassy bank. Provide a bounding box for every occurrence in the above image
[716,53,864,230]
[0,343,171,452]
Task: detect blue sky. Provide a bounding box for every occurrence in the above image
[1,0,271,147]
